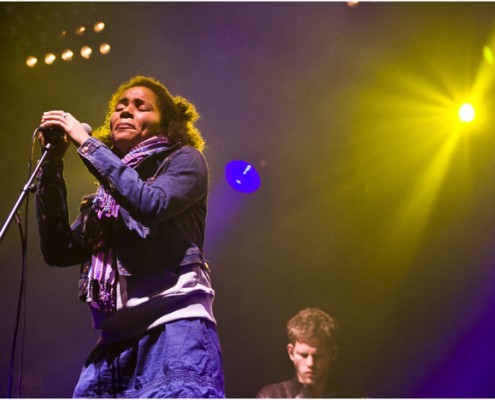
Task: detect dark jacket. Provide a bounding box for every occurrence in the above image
[35,137,215,342]
[256,377,365,398]
[36,137,208,274]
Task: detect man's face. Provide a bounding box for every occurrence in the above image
[287,337,335,387]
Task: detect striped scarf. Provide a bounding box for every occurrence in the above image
[82,135,170,312]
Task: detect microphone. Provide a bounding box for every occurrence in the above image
[38,123,93,136]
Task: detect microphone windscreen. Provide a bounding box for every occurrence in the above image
[38,122,93,136]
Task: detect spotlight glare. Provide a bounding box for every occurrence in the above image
[75,25,86,36]
[94,21,105,33]
[483,45,494,65]
[26,56,37,68]
[61,49,74,62]
[80,45,92,59]
[458,103,476,123]
[44,53,56,65]
[99,42,111,55]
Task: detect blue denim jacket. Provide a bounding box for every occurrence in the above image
[36,136,209,278]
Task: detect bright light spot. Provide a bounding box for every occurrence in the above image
[458,103,476,123]
[44,53,56,65]
[99,42,111,55]
[75,25,86,36]
[347,1,359,7]
[225,160,261,193]
[26,56,37,68]
[483,45,494,65]
[61,49,74,62]
[94,21,105,33]
[80,46,92,59]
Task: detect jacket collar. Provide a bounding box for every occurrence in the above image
[133,141,182,176]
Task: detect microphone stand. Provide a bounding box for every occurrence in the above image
[0,143,53,243]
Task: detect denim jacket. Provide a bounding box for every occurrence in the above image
[36,137,216,341]
[36,136,209,275]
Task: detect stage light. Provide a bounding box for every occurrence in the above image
[61,49,74,62]
[458,103,475,123]
[26,56,37,68]
[225,160,261,193]
[22,18,110,68]
[99,42,111,55]
[44,53,56,65]
[483,45,494,65]
[94,21,105,33]
[75,25,86,36]
[80,46,92,59]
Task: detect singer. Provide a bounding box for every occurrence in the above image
[35,76,225,398]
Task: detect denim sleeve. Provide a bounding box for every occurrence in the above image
[77,137,208,225]
[35,160,88,266]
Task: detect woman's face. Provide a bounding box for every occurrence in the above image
[110,86,163,154]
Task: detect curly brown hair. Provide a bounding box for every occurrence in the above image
[287,308,338,347]
[93,76,205,151]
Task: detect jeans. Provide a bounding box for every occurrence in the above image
[73,318,225,398]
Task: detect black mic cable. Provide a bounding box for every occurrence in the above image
[7,126,38,398]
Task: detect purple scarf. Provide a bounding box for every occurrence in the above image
[82,135,170,312]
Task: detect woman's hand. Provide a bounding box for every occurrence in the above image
[38,110,91,161]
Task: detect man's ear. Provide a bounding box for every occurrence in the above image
[287,343,295,361]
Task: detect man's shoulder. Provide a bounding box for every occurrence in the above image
[256,379,296,398]
[256,377,367,398]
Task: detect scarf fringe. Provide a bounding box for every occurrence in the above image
[78,136,170,312]
[79,277,117,312]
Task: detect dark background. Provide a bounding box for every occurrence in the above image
[1,2,495,397]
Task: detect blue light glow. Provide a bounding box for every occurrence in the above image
[225,160,261,193]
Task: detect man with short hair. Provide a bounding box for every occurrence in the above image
[256,308,364,398]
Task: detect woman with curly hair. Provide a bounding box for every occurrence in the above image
[35,76,225,398]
